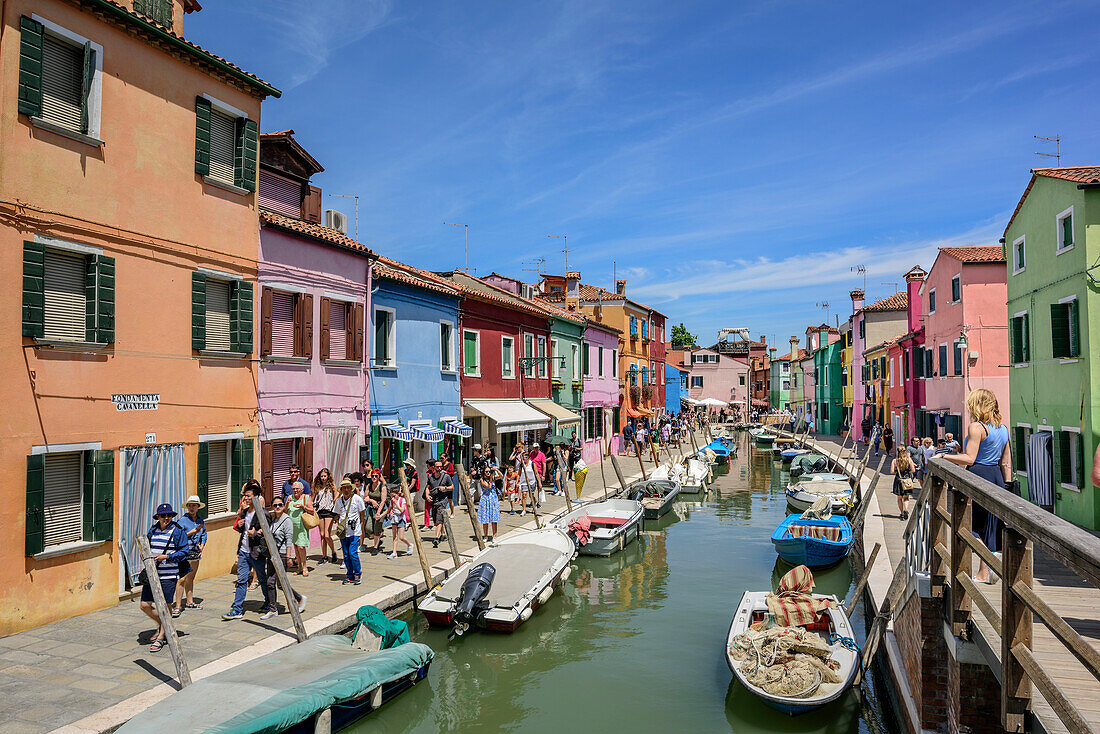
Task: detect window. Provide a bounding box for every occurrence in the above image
[572,344,580,380]
[781,363,789,374]
[440,322,454,371]
[550,339,560,379]
[194,96,257,193]
[261,288,323,360]
[691,376,703,388]
[200,440,231,516]
[501,336,515,378]
[953,342,963,376]
[1050,298,1080,359]
[611,349,617,377]
[858,319,865,340]
[258,170,302,218]
[17,16,102,142]
[373,307,396,367]
[1013,236,1026,274]
[951,275,961,303]
[924,349,933,378]
[822,367,828,386]
[22,242,114,344]
[537,337,547,378]
[1012,426,1031,475]
[583,344,590,377]
[25,448,113,555]
[270,290,296,356]
[1057,207,1074,252]
[938,344,947,376]
[462,329,480,376]
[630,316,638,337]
[583,407,604,441]
[325,299,352,361]
[192,272,252,354]
[739,374,746,386]
[598,346,604,377]
[642,320,649,340]
[1010,313,1030,364]
[524,334,534,377]
[629,365,638,386]
[1056,429,1084,490]
[929,289,937,313]
[821,402,829,421]
[782,379,790,391]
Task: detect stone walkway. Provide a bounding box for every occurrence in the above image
[0,448,664,734]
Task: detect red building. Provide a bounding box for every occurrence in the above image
[893,266,927,443]
[649,313,667,412]
[441,271,553,459]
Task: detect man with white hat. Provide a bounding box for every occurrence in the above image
[401,456,426,529]
[469,443,487,477]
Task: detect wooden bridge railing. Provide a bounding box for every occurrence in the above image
[910,459,1100,733]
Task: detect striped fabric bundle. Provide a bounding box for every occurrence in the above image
[787,524,841,542]
[766,564,834,627]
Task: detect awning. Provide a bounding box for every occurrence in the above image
[699,397,729,407]
[410,425,444,443]
[443,420,473,438]
[463,399,550,434]
[751,398,769,407]
[525,399,581,426]
[681,397,701,406]
[378,423,414,441]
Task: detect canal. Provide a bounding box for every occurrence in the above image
[357,435,898,733]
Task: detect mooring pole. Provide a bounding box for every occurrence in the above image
[137,535,192,686]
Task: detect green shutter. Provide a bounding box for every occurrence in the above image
[194,96,211,176]
[26,454,45,556]
[1009,318,1019,364]
[191,271,206,350]
[1021,314,1030,362]
[82,451,95,541]
[22,241,45,338]
[92,450,113,541]
[371,424,381,466]
[1076,432,1086,489]
[80,42,95,134]
[94,255,114,343]
[1069,299,1080,358]
[231,438,252,511]
[1051,303,1070,358]
[18,16,44,117]
[233,118,258,192]
[231,280,253,353]
[197,441,209,519]
[1056,431,1072,484]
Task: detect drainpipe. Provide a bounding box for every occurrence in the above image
[364,254,379,448]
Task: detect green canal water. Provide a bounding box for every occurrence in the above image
[356,436,899,733]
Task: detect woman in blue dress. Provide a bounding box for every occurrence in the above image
[944,389,1012,584]
[476,466,501,543]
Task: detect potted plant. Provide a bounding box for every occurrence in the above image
[641,384,653,401]
[629,385,642,404]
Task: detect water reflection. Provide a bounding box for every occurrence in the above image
[725,678,863,733]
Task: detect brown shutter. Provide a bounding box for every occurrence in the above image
[260,286,273,357]
[301,293,314,359]
[319,296,331,361]
[297,437,314,484]
[292,294,304,357]
[346,303,356,361]
[354,303,365,362]
[302,185,322,223]
[260,440,274,506]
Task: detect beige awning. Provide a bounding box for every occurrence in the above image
[526,399,581,426]
[463,399,550,434]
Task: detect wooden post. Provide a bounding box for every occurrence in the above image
[397,467,434,590]
[843,541,881,615]
[249,495,307,642]
[454,464,486,552]
[438,505,461,567]
[632,439,648,480]
[136,534,192,686]
[928,475,948,598]
[1001,526,1033,732]
[553,448,574,513]
[610,455,630,497]
[950,489,972,638]
[529,481,542,529]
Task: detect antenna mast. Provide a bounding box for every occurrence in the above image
[851,264,866,292]
[1034,135,1061,166]
[444,222,469,272]
[547,235,569,270]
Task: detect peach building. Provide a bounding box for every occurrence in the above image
[1,0,278,633]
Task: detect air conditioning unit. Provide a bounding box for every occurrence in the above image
[324,209,348,235]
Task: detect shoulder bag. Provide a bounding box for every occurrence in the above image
[333,497,352,540]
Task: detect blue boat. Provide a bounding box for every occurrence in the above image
[770,515,853,568]
[699,440,731,464]
[779,448,809,462]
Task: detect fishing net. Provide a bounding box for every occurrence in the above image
[800,495,833,520]
[729,625,841,697]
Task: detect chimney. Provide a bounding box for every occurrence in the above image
[615,279,626,296]
[566,270,581,309]
[759,334,766,345]
[850,289,865,312]
[819,326,829,350]
[904,266,926,334]
[790,335,799,358]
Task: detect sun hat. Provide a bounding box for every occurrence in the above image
[339,478,354,491]
[183,494,205,509]
[473,443,482,450]
[155,503,177,517]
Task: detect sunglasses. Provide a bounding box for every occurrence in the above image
[272,502,284,508]
[155,514,171,519]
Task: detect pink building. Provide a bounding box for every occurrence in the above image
[918,246,1008,439]
[581,321,623,463]
[892,266,927,443]
[686,347,750,411]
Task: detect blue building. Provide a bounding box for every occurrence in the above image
[665,363,688,417]
[368,256,468,480]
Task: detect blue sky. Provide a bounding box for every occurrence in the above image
[190,0,1100,347]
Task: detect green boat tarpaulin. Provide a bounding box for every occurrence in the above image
[117,607,432,734]
[351,604,409,649]
[790,453,829,473]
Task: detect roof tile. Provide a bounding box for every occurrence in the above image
[939,246,1004,263]
[260,209,372,255]
[862,291,907,312]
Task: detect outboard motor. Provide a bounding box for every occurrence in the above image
[628,487,646,502]
[451,563,495,637]
[810,457,828,473]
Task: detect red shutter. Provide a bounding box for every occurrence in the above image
[354,303,365,362]
[301,293,313,359]
[260,286,273,356]
[303,185,322,224]
[297,437,314,484]
[260,440,274,505]
[319,296,331,361]
[292,294,304,358]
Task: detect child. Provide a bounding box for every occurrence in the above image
[385,490,413,559]
[504,466,519,514]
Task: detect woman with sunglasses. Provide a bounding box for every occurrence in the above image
[364,468,388,555]
[262,498,306,618]
[312,468,338,565]
[476,466,501,543]
[286,482,316,577]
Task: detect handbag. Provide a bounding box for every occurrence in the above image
[301,507,320,530]
[901,476,915,491]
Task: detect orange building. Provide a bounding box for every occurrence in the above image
[540,272,666,429]
[0,0,279,633]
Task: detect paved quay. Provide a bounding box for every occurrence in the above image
[0,450,663,734]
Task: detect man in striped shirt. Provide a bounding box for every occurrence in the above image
[140,503,189,653]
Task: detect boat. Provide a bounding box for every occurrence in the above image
[680,457,710,493]
[116,606,432,734]
[770,515,853,567]
[779,447,810,462]
[725,584,859,714]
[786,478,856,516]
[418,526,574,635]
[749,428,776,445]
[628,478,681,519]
[700,440,731,465]
[789,453,834,478]
[551,498,644,557]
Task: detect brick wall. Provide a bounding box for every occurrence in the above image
[920,595,950,730]
[953,661,1003,734]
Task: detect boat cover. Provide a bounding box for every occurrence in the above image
[435,543,563,607]
[352,604,410,649]
[116,635,433,734]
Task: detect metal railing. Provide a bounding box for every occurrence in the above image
[906,459,1100,733]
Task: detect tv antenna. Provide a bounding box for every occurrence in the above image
[851,264,866,292]
[444,222,469,272]
[881,281,899,294]
[329,194,359,240]
[521,258,546,275]
[816,301,830,324]
[548,235,569,270]
[1034,135,1061,166]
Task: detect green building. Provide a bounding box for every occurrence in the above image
[1003,166,1100,529]
[813,326,845,435]
[769,339,801,412]
[546,306,586,436]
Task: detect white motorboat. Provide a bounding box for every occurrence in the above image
[550,498,644,556]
